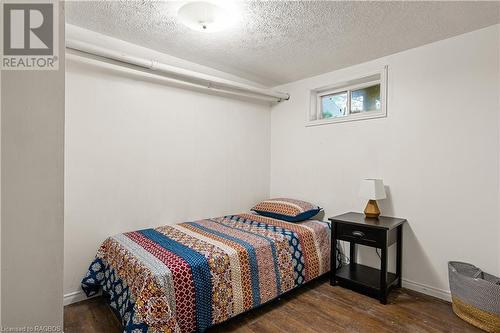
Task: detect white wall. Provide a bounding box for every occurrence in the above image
[1,2,65,327]
[0,46,2,326]
[64,34,271,302]
[270,25,500,300]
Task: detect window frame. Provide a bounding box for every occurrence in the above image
[307,66,387,126]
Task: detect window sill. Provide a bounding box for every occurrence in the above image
[305,111,387,127]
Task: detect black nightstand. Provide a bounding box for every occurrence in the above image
[329,212,406,304]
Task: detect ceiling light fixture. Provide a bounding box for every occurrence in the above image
[177,1,237,33]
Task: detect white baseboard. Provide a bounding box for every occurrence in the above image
[402,278,451,302]
[64,290,99,306]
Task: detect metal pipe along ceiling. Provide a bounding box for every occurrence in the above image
[66,39,290,103]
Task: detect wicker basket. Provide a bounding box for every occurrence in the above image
[448,261,500,332]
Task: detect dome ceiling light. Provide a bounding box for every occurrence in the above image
[177,1,237,33]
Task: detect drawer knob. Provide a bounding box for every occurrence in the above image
[352,231,365,238]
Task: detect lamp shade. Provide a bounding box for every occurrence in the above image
[359,179,387,200]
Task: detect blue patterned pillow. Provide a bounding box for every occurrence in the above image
[251,198,322,222]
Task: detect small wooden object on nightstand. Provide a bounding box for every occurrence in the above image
[329,212,407,304]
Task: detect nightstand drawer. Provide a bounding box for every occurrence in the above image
[336,223,385,247]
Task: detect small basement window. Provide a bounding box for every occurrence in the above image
[307,67,387,126]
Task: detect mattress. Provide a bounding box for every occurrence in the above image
[81,213,331,333]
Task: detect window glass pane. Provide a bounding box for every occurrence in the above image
[321,92,347,119]
[350,84,380,113]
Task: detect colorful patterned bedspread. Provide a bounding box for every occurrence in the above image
[82,213,331,333]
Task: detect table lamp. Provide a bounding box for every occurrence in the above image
[359,179,386,218]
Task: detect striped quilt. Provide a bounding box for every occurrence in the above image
[81,213,331,333]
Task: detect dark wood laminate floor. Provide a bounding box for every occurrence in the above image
[64,277,481,333]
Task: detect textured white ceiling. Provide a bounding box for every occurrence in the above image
[66,1,500,87]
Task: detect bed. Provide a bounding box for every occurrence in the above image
[81,213,331,333]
